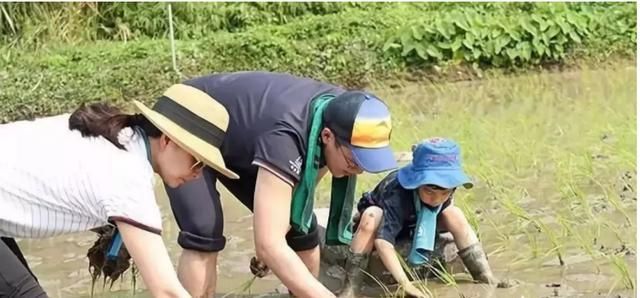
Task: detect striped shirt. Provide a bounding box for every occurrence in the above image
[0,114,162,238]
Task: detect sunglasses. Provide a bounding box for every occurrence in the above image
[190,159,205,171]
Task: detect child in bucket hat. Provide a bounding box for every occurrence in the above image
[338,137,499,298]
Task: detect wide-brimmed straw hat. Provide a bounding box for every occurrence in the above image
[133,83,239,179]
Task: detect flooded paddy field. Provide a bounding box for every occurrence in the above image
[20,66,636,297]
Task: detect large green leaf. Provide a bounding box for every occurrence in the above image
[494,34,511,54]
[555,34,568,45]
[482,39,495,55]
[472,47,482,59]
[520,18,537,36]
[540,30,550,45]
[546,24,561,38]
[532,37,545,56]
[568,29,581,43]
[463,49,474,61]
[507,28,522,41]
[565,11,586,29]
[463,33,475,49]
[401,41,415,57]
[382,38,401,51]
[532,14,550,31]
[506,48,519,60]
[453,13,470,31]
[532,14,544,25]
[519,41,532,61]
[435,20,450,39]
[422,24,435,34]
[556,18,571,34]
[425,43,443,60]
[437,41,451,49]
[537,17,550,32]
[411,26,422,41]
[552,43,564,56]
[415,43,428,60]
[491,28,503,38]
[400,30,413,47]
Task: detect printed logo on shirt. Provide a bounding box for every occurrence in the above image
[289,156,302,175]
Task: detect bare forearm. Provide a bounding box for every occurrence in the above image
[258,242,334,298]
[177,250,217,297]
[375,239,411,285]
[117,222,190,298]
[253,168,333,297]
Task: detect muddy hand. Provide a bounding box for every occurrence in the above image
[250,256,270,278]
[402,282,427,298]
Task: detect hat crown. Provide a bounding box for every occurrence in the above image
[411,138,462,169]
[161,84,230,132]
[325,91,392,148]
[351,94,392,149]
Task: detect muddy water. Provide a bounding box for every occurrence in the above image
[18,67,636,298]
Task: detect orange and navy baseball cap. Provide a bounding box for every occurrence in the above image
[323,91,397,173]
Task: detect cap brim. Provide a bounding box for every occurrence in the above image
[350,145,398,173]
[133,101,239,180]
[397,164,473,190]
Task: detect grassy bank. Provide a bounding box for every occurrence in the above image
[3,3,626,46]
[0,3,635,123]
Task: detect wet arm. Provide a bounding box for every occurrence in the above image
[375,239,412,286]
[116,221,191,298]
[374,193,414,286]
[253,167,335,298]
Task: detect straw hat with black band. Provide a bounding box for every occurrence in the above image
[133,83,239,180]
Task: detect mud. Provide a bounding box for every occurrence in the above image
[14,69,637,297]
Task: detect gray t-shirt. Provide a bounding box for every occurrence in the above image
[183,71,345,185]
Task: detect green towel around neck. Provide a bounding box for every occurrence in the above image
[290,94,355,246]
[325,175,356,245]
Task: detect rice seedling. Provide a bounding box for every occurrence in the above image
[609,255,634,290]
[219,276,258,298]
[591,178,633,226]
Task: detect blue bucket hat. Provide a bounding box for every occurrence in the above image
[397,137,473,190]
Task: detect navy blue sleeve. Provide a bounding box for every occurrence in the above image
[376,191,412,245]
[252,126,305,186]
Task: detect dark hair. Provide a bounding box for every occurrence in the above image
[425,184,448,190]
[68,103,162,150]
[321,125,347,150]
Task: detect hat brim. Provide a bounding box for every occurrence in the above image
[350,145,398,173]
[133,101,239,180]
[397,164,473,190]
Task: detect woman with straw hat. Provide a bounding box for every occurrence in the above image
[0,84,237,298]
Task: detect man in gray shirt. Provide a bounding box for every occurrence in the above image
[165,71,397,297]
